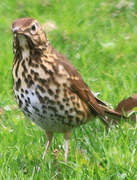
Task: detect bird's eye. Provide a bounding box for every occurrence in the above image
[31,24,36,31]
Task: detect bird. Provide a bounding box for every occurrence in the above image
[12,17,124,161]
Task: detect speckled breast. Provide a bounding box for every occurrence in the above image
[12,56,91,133]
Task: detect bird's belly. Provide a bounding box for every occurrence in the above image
[14,86,89,133]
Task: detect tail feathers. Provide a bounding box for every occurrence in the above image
[100,104,126,124]
[98,94,137,125]
[95,96,126,124]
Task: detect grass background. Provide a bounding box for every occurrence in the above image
[0,0,137,179]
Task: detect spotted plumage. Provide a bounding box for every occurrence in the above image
[12,18,123,161]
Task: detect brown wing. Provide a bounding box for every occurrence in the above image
[51,48,109,125]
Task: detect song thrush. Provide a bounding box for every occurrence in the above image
[12,18,124,161]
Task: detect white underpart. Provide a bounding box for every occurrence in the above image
[18,35,30,59]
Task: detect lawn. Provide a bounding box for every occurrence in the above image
[0,0,137,179]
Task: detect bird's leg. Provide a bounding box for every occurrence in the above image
[42,131,53,159]
[64,131,71,162]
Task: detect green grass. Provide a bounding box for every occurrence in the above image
[0,0,137,179]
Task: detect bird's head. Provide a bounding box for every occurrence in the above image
[12,18,48,51]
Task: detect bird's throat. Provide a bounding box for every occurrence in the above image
[18,35,30,59]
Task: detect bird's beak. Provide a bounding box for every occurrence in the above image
[12,26,22,34]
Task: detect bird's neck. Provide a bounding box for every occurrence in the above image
[15,35,49,60]
[18,35,30,59]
